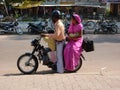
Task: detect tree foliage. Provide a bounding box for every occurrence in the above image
[0,0,45,4]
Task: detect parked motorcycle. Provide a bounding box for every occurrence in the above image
[94,19,118,34]
[0,21,23,34]
[82,21,95,30]
[17,35,85,74]
[27,19,50,34]
[65,23,70,33]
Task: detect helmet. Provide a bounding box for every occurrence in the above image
[52,10,61,19]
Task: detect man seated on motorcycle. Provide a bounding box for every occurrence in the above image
[42,10,66,73]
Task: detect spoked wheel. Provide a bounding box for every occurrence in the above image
[111,25,118,34]
[86,21,95,30]
[17,53,38,74]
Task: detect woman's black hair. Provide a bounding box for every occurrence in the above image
[71,14,75,20]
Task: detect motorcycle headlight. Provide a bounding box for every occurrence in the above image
[31,39,38,46]
[14,22,18,26]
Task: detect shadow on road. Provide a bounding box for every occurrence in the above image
[3,70,57,76]
[3,69,75,76]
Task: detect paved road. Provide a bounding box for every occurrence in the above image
[0,34,120,90]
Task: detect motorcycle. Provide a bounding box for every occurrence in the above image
[0,21,23,34]
[82,21,95,30]
[27,20,49,34]
[64,23,70,33]
[17,35,85,74]
[94,19,118,34]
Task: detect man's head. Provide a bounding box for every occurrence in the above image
[52,10,61,23]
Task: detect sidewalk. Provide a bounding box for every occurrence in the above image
[0,73,120,90]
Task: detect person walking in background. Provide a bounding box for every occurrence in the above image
[64,13,83,71]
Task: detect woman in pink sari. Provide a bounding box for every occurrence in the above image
[64,13,83,71]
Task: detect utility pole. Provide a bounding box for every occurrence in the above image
[3,0,9,16]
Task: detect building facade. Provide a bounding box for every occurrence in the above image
[8,0,107,19]
[43,0,107,19]
[107,0,120,16]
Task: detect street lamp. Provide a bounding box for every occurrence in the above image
[3,0,9,16]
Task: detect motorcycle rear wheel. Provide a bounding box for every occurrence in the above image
[51,58,82,73]
[67,58,83,73]
[17,53,38,74]
[111,25,118,34]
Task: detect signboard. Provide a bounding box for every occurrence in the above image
[60,0,75,4]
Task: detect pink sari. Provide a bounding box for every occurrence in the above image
[64,14,83,71]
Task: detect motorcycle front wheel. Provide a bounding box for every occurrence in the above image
[86,21,95,30]
[17,53,38,74]
[16,27,23,35]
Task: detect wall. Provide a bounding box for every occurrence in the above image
[118,4,120,15]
